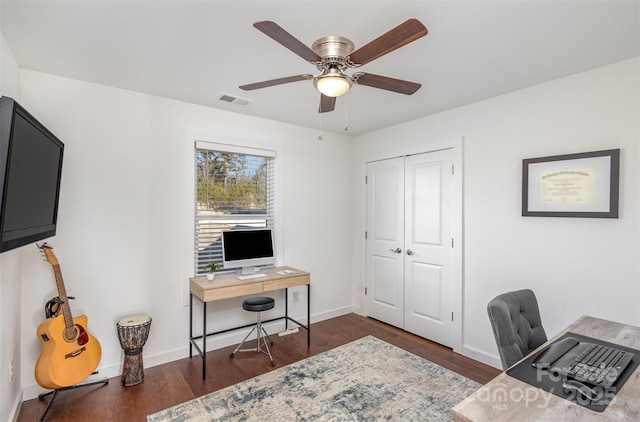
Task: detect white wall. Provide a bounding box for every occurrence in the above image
[17,70,356,399]
[354,58,640,367]
[0,24,24,421]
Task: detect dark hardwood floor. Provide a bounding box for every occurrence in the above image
[18,313,500,421]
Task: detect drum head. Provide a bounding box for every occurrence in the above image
[118,314,151,327]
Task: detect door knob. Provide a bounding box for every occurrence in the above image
[406,249,414,256]
[389,247,402,254]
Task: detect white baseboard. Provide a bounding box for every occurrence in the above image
[315,305,358,322]
[9,390,22,422]
[172,305,355,356]
[21,306,355,401]
[460,344,502,370]
[22,368,117,402]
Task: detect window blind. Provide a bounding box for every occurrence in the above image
[194,144,275,275]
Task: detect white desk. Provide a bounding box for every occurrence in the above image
[189,266,310,380]
[452,316,640,421]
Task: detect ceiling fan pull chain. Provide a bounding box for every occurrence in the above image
[318,112,323,141]
[344,96,349,132]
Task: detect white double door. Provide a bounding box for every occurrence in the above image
[366,149,454,347]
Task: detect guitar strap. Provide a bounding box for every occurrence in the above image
[44,297,64,318]
[44,295,76,318]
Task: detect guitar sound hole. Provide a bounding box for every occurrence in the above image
[64,326,78,342]
[64,324,90,345]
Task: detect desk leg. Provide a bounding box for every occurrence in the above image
[202,301,207,380]
[285,287,289,330]
[189,293,193,358]
[307,284,311,347]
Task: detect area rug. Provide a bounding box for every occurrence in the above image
[147,336,480,421]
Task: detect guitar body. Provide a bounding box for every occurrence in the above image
[35,313,102,389]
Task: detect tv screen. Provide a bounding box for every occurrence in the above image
[0,97,64,252]
[221,228,275,274]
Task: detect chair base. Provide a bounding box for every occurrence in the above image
[230,311,275,366]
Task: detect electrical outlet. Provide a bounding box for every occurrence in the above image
[9,359,14,384]
[292,291,300,303]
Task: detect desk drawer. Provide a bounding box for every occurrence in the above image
[264,274,310,291]
[202,283,264,301]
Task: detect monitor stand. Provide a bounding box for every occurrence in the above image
[241,266,258,275]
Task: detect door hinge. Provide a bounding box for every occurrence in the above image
[452,312,454,322]
[451,164,455,175]
[451,238,454,248]
[365,287,368,295]
[365,175,368,184]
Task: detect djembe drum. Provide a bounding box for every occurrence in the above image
[117,314,152,386]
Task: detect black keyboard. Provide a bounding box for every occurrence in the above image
[562,343,634,387]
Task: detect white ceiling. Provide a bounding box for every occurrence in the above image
[1,1,639,136]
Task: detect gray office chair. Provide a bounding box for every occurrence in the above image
[487,289,547,370]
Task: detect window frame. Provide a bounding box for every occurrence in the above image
[183,133,283,305]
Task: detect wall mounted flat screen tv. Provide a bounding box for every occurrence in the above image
[0,96,64,253]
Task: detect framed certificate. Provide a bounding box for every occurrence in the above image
[522,149,620,218]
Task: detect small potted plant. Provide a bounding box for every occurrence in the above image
[203,262,221,280]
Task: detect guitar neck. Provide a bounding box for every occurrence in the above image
[52,264,74,329]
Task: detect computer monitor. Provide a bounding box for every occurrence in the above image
[221,228,276,275]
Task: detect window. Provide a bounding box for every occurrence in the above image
[194,142,275,275]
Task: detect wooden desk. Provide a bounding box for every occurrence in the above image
[452,316,640,421]
[189,266,310,379]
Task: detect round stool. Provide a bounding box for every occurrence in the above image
[243,296,275,312]
[230,297,275,366]
[117,314,152,386]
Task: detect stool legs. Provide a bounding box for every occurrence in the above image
[230,311,275,366]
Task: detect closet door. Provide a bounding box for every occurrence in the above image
[403,150,454,347]
[365,149,455,347]
[365,157,405,327]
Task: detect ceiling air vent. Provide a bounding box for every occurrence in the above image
[219,94,252,106]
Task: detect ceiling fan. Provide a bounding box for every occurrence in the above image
[239,19,428,113]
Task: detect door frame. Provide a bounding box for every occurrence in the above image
[360,137,464,353]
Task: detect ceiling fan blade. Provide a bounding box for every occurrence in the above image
[254,21,322,63]
[239,74,313,91]
[319,94,336,113]
[354,73,421,95]
[349,19,428,66]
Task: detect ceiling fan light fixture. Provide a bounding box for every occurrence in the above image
[245,19,427,111]
[314,69,352,97]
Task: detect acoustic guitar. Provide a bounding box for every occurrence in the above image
[35,244,102,389]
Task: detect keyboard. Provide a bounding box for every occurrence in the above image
[561,343,634,387]
[237,273,267,280]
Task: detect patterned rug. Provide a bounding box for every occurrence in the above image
[147,336,480,421]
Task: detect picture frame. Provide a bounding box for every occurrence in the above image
[522,149,620,218]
